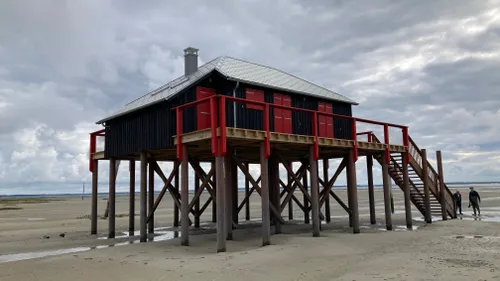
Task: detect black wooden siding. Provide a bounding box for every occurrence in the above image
[104,72,353,158]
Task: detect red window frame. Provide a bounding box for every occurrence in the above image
[245,88,264,110]
[196,86,216,130]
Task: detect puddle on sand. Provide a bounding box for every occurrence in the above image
[27,218,46,221]
[0,230,179,264]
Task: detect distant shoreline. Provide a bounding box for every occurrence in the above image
[1,182,498,198]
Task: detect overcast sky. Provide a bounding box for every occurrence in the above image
[0,0,499,195]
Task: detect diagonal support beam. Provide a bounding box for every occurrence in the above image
[318,158,347,207]
[232,154,285,224]
[237,176,261,213]
[146,160,179,223]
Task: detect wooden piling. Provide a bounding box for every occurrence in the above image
[91,160,98,235]
[402,152,412,229]
[194,160,200,228]
[309,147,320,237]
[140,152,147,242]
[129,160,135,236]
[436,151,447,221]
[347,150,360,233]
[288,161,293,220]
[215,154,226,252]
[148,160,155,236]
[181,145,189,246]
[245,162,250,221]
[260,143,271,246]
[382,153,393,230]
[224,153,233,240]
[231,157,238,225]
[422,149,432,223]
[270,154,281,234]
[366,155,376,225]
[303,163,310,224]
[108,158,116,239]
[174,161,179,227]
[323,159,331,223]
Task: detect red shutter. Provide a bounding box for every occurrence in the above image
[196,87,216,130]
[273,93,292,134]
[318,102,334,138]
[246,89,264,110]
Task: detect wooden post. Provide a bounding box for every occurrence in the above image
[140,152,147,242]
[245,162,250,221]
[173,161,180,227]
[323,159,331,223]
[347,150,360,233]
[382,153,393,231]
[303,162,310,224]
[310,147,320,237]
[422,149,432,223]
[108,158,116,239]
[148,160,155,236]
[212,161,217,223]
[181,145,189,246]
[402,152,412,229]
[215,154,226,252]
[436,151,447,221]
[288,161,293,220]
[129,160,135,236]
[232,157,238,225]
[270,154,281,234]
[366,155,376,225]
[224,153,233,240]
[260,143,271,246]
[194,160,200,228]
[91,160,98,235]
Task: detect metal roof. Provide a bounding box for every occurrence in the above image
[96,56,358,124]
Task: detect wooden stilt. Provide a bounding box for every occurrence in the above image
[194,160,200,228]
[366,155,376,225]
[129,160,135,236]
[422,149,432,223]
[174,161,179,227]
[270,154,281,233]
[212,161,217,223]
[245,162,250,221]
[216,154,226,252]
[288,161,293,220]
[402,152,413,229]
[436,151,447,221]
[260,143,271,246]
[140,152,147,242]
[224,153,233,240]
[382,153,393,230]
[91,160,98,235]
[181,145,189,246]
[303,162,310,224]
[347,150,359,233]
[322,159,331,223]
[309,147,320,237]
[108,158,116,239]
[148,160,155,236]
[346,156,353,227]
[231,157,238,226]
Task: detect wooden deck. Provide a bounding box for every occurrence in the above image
[93,127,406,162]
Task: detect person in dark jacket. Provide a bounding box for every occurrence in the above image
[453,190,462,215]
[468,187,481,216]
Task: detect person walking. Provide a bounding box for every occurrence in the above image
[468,187,481,217]
[453,190,462,215]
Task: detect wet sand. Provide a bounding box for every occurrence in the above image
[1,184,500,280]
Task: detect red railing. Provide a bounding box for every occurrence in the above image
[172,95,410,163]
[89,129,105,172]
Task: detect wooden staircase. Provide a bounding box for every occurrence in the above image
[371,134,456,219]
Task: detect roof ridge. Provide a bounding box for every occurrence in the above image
[215,56,353,102]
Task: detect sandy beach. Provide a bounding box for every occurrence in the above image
[1,185,500,281]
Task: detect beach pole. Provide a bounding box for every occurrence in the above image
[288,161,293,220]
[422,149,432,223]
[129,160,135,236]
[148,159,155,236]
[91,160,99,235]
[245,162,251,221]
[366,155,376,225]
[108,158,116,239]
[174,162,179,227]
[212,161,217,223]
[194,160,200,228]
[181,145,189,246]
[232,156,238,226]
[224,153,233,240]
[436,150,447,221]
[310,146,320,237]
[382,152,393,231]
[260,142,271,246]
[140,152,147,242]
[323,159,331,223]
[216,148,226,252]
[347,149,360,233]
[270,154,281,234]
[303,163,309,224]
[402,152,412,229]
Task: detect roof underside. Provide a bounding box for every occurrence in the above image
[96,56,358,124]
